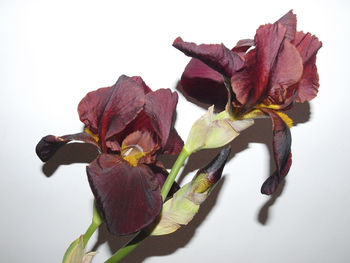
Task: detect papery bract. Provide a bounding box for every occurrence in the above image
[184,105,253,154]
[62,236,96,263]
[173,10,322,194]
[151,147,231,236]
[36,75,183,235]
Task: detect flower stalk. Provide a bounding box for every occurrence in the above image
[83,203,103,248]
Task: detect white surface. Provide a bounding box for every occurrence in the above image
[1,0,350,262]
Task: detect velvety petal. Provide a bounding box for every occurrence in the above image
[296,56,320,103]
[293,31,322,64]
[231,23,287,112]
[100,76,146,144]
[78,75,146,152]
[232,39,255,53]
[144,89,178,148]
[131,76,152,94]
[173,37,244,77]
[266,40,303,106]
[230,50,255,109]
[260,109,292,195]
[181,58,227,109]
[276,10,297,41]
[162,128,184,155]
[36,133,98,162]
[253,23,287,103]
[87,154,162,235]
[292,32,322,102]
[149,164,180,197]
[78,87,114,134]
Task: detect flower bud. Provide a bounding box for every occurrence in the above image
[151,147,231,236]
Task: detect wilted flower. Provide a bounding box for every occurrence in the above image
[36,75,183,235]
[173,10,322,195]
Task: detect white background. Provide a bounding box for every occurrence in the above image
[1,0,350,262]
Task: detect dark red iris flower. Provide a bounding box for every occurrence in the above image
[173,10,322,195]
[36,75,183,235]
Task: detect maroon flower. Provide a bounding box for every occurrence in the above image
[36,75,183,235]
[173,10,322,195]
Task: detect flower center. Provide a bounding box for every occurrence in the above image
[121,144,147,167]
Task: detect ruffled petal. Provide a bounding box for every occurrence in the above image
[266,40,303,106]
[276,10,297,41]
[173,37,244,77]
[296,56,320,103]
[260,109,292,195]
[121,130,159,165]
[231,22,287,112]
[144,89,179,148]
[87,154,162,235]
[293,31,322,64]
[253,23,287,104]
[232,39,255,53]
[292,32,322,102]
[162,128,184,155]
[131,76,152,94]
[78,75,146,152]
[78,87,114,134]
[181,58,227,109]
[36,133,98,162]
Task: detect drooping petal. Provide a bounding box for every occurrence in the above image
[78,75,146,152]
[260,109,292,195]
[266,40,303,106]
[87,154,162,235]
[162,128,184,155]
[180,58,227,109]
[36,133,98,162]
[144,89,179,148]
[173,37,244,77]
[149,163,180,197]
[276,10,297,41]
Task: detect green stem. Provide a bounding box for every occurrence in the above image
[62,203,103,263]
[83,202,103,247]
[161,147,190,200]
[104,147,190,263]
